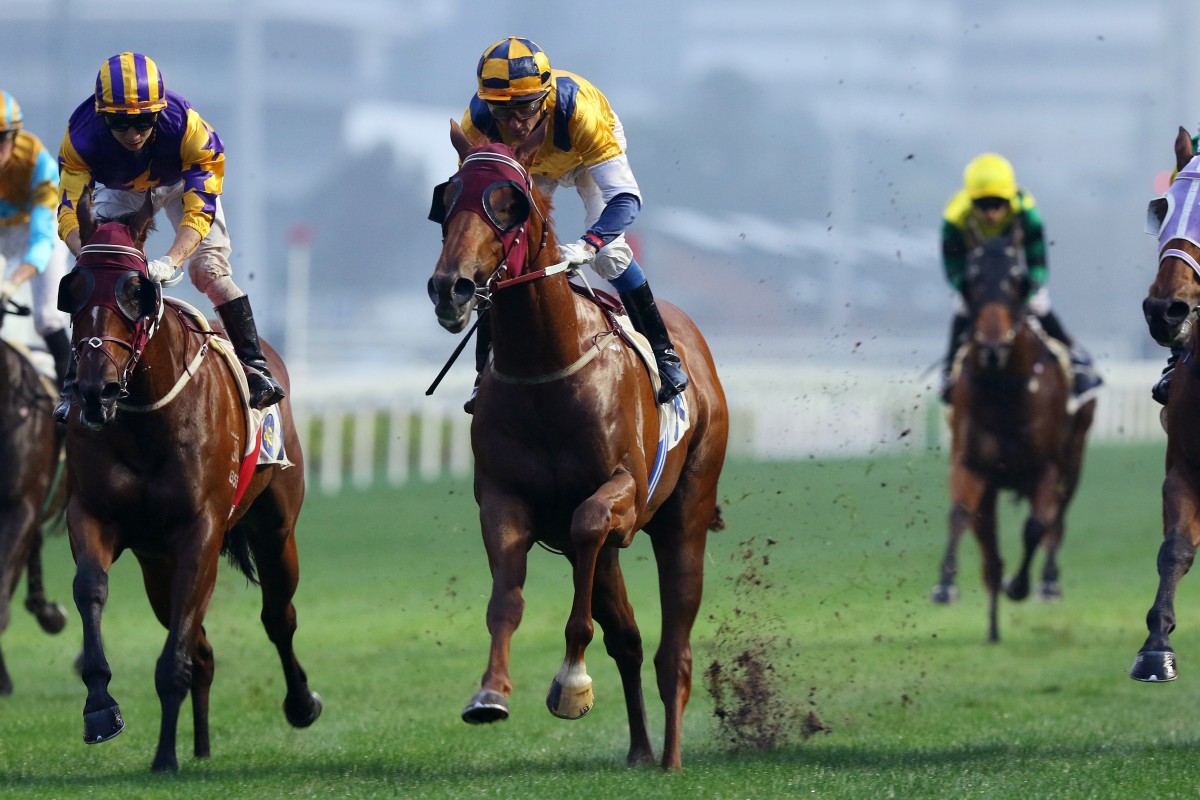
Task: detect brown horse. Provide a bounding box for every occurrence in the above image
[58,191,321,771]
[0,316,68,696]
[932,232,1095,642]
[1132,127,1200,682]
[427,121,728,771]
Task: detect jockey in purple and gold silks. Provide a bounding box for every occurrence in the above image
[0,90,72,384]
[456,36,688,414]
[53,52,283,422]
[937,152,1102,403]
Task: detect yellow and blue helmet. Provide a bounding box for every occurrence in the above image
[476,37,552,105]
[0,91,22,132]
[963,153,1018,201]
[94,52,168,115]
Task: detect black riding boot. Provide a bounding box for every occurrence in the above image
[215,296,286,410]
[52,352,77,424]
[463,309,491,415]
[1153,346,1185,406]
[44,328,71,387]
[618,280,689,403]
[1036,311,1103,399]
[940,315,970,403]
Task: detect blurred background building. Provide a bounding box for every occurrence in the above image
[1,0,1193,388]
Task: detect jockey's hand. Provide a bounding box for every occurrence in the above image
[558,239,596,266]
[147,255,183,286]
[0,280,17,305]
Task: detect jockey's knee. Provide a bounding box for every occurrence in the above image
[199,272,243,306]
[591,239,634,281]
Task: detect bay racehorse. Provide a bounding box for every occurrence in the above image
[1131,127,1200,682]
[933,230,1095,642]
[58,190,321,771]
[0,305,68,696]
[427,121,729,771]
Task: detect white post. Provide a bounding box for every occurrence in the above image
[286,224,312,380]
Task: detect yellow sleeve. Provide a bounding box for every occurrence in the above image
[177,108,225,238]
[56,131,92,241]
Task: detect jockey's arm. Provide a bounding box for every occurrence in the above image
[941,219,967,292]
[163,225,202,265]
[580,155,643,251]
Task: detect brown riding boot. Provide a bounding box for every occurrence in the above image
[216,296,286,409]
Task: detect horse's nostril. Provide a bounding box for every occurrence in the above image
[427,277,439,305]
[453,278,477,306]
[1166,301,1193,326]
[98,382,123,405]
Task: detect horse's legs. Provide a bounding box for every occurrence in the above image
[937,465,987,605]
[974,487,1003,643]
[548,471,639,721]
[70,510,123,745]
[462,490,532,724]
[24,527,68,633]
[246,524,322,728]
[1005,467,1062,602]
[1132,467,1200,682]
[191,625,214,758]
[647,500,710,772]
[0,501,37,696]
[591,547,654,766]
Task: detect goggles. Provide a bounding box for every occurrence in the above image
[104,113,159,132]
[972,197,1009,213]
[487,98,544,121]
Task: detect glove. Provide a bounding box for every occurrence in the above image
[557,239,596,266]
[147,255,183,286]
[0,280,16,305]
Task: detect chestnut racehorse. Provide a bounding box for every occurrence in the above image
[427,121,728,771]
[933,231,1095,642]
[0,317,67,696]
[58,191,321,771]
[1132,127,1200,682]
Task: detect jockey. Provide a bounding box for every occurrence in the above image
[939,152,1102,402]
[0,90,72,385]
[54,52,284,422]
[459,36,689,414]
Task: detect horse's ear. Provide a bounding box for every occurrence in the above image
[512,116,548,169]
[450,119,472,161]
[76,185,96,245]
[1176,126,1195,172]
[128,191,154,246]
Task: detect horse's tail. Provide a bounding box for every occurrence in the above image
[708,504,726,532]
[221,524,261,585]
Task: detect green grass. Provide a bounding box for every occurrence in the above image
[1,442,1196,798]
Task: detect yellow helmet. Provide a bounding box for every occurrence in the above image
[94,52,168,115]
[0,90,22,132]
[476,37,552,104]
[963,153,1018,201]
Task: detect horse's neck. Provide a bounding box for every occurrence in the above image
[125,308,188,402]
[490,272,590,372]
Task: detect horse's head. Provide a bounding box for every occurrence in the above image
[961,232,1032,372]
[426,119,553,332]
[57,190,161,429]
[1143,127,1200,348]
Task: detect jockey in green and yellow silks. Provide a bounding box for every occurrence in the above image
[457,36,688,414]
[938,152,1102,402]
[0,90,72,384]
[53,52,283,421]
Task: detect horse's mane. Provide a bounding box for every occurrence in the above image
[97,211,157,233]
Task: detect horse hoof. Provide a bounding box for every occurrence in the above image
[930,584,959,605]
[83,704,125,744]
[36,602,68,634]
[1131,651,1178,682]
[462,689,509,724]
[1003,577,1030,602]
[1038,581,1062,602]
[284,691,323,728]
[546,672,593,720]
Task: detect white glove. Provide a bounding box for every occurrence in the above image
[557,239,596,266]
[0,280,17,305]
[147,255,183,286]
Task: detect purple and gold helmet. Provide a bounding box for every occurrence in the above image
[0,91,23,132]
[476,37,552,105]
[94,52,168,115]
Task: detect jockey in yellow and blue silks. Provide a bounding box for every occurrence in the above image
[939,152,1102,402]
[458,36,688,414]
[0,90,72,384]
[54,52,283,421]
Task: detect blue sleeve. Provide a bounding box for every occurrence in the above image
[23,205,55,272]
[586,193,642,243]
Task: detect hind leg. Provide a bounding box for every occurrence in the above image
[24,527,67,634]
[1005,468,1062,602]
[592,548,654,766]
[0,502,38,696]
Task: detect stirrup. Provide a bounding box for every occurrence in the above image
[654,352,689,403]
[244,364,285,409]
[53,393,72,424]
[1152,369,1173,406]
[463,385,478,415]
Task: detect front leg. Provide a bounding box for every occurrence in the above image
[70,510,122,745]
[1133,466,1200,682]
[548,469,639,720]
[462,489,532,724]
